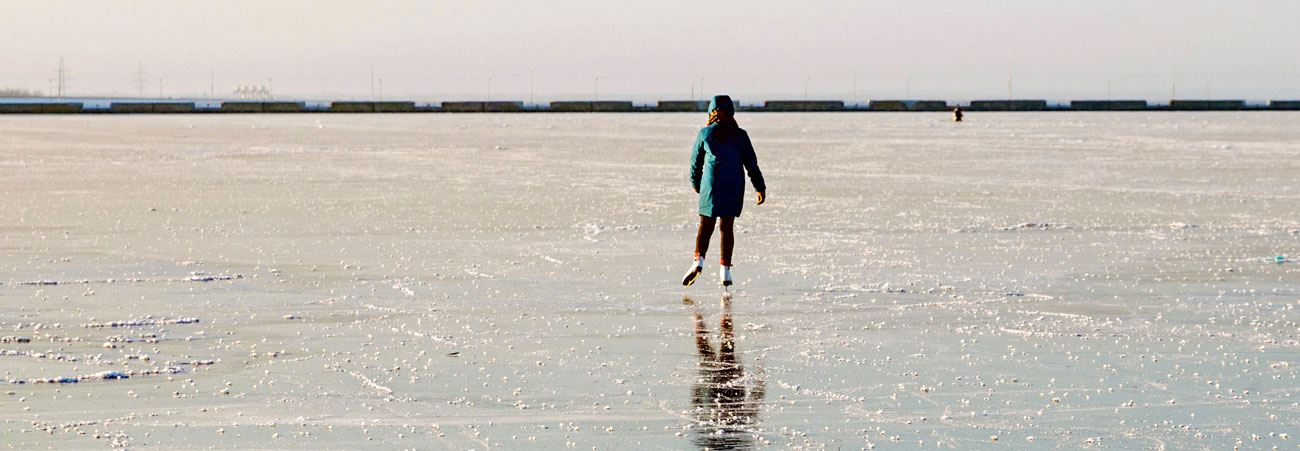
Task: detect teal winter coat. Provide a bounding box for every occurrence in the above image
[690,96,766,217]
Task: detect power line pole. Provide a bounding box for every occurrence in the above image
[370,63,375,102]
[56,57,69,98]
[1171,69,1177,100]
[136,60,145,97]
[210,70,215,100]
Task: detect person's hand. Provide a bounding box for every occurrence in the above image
[694,188,700,194]
[756,191,766,205]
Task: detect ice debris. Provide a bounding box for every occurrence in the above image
[11,371,129,385]
[81,317,200,329]
[1000,222,1066,231]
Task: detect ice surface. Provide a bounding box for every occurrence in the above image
[1,112,1298,448]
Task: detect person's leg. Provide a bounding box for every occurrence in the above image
[695,215,717,259]
[684,216,716,286]
[718,216,735,267]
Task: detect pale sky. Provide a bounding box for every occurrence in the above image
[3,0,1298,102]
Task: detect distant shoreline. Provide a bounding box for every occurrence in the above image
[1,98,1297,114]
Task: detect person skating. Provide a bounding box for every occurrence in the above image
[682,95,766,287]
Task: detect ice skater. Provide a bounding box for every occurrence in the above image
[682,95,766,288]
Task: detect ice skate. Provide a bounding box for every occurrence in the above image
[681,257,704,287]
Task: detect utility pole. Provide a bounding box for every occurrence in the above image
[210,70,215,100]
[594,77,599,101]
[529,71,534,105]
[1171,70,1177,100]
[370,63,375,102]
[136,60,145,97]
[1008,75,1013,100]
[487,77,492,102]
[56,57,68,98]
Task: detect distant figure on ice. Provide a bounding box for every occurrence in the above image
[953,106,963,122]
[683,95,766,288]
[685,295,765,448]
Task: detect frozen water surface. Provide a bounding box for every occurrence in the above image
[1,112,1298,449]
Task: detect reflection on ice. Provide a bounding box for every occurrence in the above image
[686,295,765,450]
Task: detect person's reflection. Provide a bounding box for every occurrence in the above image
[685,294,766,450]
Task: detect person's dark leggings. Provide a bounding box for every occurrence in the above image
[694,215,735,266]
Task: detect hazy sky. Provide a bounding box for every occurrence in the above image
[3,0,1298,102]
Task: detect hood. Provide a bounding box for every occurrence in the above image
[708,95,734,113]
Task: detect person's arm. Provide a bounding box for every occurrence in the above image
[690,130,706,193]
[741,133,766,204]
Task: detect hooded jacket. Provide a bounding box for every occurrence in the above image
[690,95,766,217]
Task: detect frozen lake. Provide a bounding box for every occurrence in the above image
[2,112,1298,449]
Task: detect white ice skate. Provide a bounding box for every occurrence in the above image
[681,257,704,287]
[720,265,732,287]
